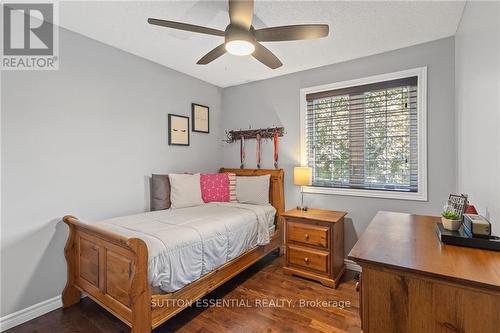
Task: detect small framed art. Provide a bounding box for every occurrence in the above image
[192,103,209,133]
[168,114,190,146]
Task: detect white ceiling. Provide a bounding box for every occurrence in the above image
[58,1,465,87]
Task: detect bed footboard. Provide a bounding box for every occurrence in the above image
[62,216,152,333]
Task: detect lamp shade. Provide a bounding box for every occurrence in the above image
[294,167,312,186]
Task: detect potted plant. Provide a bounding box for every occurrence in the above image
[441,210,462,231]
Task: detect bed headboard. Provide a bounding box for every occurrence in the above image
[220,168,285,217]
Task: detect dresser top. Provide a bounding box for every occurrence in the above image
[281,208,347,223]
[348,211,500,291]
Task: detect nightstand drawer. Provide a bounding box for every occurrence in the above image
[287,221,329,248]
[287,245,329,273]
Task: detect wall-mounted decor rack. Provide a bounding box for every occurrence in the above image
[224,126,285,143]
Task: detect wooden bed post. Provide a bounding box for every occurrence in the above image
[62,216,82,308]
[127,238,152,333]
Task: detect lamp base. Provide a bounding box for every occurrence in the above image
[296,205,308,211]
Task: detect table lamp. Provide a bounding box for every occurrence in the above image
[294,166,312,211]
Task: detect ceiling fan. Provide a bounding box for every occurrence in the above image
[148,0,329,69]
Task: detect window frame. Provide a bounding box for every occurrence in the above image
[300,67,428,201]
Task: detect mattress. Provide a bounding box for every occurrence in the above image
[94,202,276,292]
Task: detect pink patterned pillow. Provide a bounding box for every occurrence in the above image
[200,173,230,203]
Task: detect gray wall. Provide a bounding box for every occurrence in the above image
[1,28,222,316]
[222,37,456,254]
[455,2,500,235]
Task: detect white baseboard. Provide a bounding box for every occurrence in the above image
[344,259,362,272]
[0,295,62,332]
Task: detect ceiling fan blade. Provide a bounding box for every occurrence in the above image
[253,43,282,69]
[228,0,254,29]
[255,24,329,42]
[147,18,225,37]
[197,44,227,65]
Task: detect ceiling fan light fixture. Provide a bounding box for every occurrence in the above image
[225,40,255,56]
[148,0,330,69]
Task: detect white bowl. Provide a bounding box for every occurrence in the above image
[441,217,462,231]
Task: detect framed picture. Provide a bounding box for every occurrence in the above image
[192,103,209,133]
[168,114,189,146]
[447,194,468,216]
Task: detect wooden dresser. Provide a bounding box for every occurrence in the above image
[349,211,500,333]
[281,208,347,288]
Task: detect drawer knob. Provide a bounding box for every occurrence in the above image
[304,257,309,263]
[305,233,309,240]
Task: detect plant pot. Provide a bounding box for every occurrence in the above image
[441,217,462,231]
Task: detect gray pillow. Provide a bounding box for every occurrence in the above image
[236,175,270,205]
[151,174,171,211]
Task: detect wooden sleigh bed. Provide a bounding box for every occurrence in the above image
[62,168,284,333]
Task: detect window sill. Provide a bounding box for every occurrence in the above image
[302,186,428,201]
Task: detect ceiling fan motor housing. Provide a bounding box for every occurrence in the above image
[225,24,256,45]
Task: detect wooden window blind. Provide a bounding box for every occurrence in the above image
[305,76,419,192]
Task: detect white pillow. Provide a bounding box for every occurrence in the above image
[236,175,270,205]
[169,173,204,208]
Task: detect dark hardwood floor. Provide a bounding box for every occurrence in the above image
[6,255,361,333]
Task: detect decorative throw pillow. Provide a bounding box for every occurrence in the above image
[200,173,230,203]
[236,174,270,205]
[225,172,238,202]
[169,173,204,208]
[150,174,171,211]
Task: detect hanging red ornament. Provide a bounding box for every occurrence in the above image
[273,129,279,169]
[256,133,262,169]
[240,136,245,169]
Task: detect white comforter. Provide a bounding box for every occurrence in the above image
[93,202,276,292]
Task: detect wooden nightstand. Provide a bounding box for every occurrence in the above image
[281,208,347,288]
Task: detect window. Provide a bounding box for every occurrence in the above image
[300,68,427,201]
